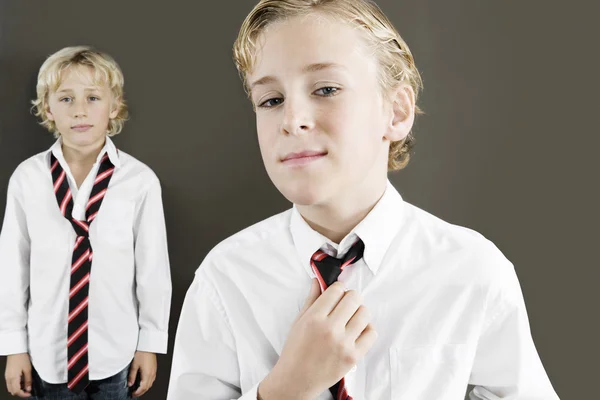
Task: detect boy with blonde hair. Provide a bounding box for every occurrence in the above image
[0,46,172,399]
[168,1,559,399]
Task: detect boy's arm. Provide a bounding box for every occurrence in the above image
[468,260,559,399]
[0,174,31,355]
[132,173,172,354]
[167,270,261,400]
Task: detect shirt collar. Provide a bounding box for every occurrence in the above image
[46,135,121,168]
[290,180,405,277]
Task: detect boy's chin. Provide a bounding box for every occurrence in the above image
[61,130,106,146]
[277,183,329,207]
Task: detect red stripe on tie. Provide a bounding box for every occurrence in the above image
[51,159,59,173]
[54,170,66,193]
[88,252,93,262]
[69,273,90,299]
[71,250,90,275]
[313,251,328,261]
[73,218,89,232]
[73,236,85,252]
[60,189,72,216]
[94,167,114,185]
[341,256,356,270]
[88,211,99,222]
[101,154,108,163]
[67,321,88,347]
[68,297,88,323]
[67,364,88,390]
[310,261,327,293]
[68,344,88,369]
[86,188,107,210]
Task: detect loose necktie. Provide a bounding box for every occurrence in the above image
[50,152,115,393]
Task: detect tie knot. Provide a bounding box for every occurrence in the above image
[69,219,90,238]
[311,239,365,289]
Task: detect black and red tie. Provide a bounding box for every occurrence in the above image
[50,152,115,393]
[310,239,365,400]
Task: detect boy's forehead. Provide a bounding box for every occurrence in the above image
[249,15,373,81]
[54,65,107,91]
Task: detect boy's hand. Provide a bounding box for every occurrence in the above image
[258,278,377,400]
[128,351,156,397]
[4,353,32,398]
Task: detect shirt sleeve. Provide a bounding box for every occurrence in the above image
[468,260,560,399]
[132,173,172,354]
[0,173,31,355]
[167,268,260,400]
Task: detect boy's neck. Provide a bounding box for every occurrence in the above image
[61,136,106,166]
[297,179,387,244]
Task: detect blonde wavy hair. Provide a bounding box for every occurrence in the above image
[233,0,423,170]
[31,46,129,138]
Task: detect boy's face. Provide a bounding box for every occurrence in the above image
[248,14,408,208]
[46,65,118,148]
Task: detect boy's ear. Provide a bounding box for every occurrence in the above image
[109,97,120,119]
[384,84,415,142]
[46,105,55,121]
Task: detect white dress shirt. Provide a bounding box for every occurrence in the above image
[168,181,558,400]
[0,137,172,383]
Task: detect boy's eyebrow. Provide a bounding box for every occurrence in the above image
[55,86,102,93]
[302,62,347,73]
[250,75,277,90]
[250,62,347,90]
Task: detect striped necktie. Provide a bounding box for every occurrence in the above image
[50,152,115,393]
[310,239,365,400]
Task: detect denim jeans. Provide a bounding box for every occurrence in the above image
[30,365,137,400]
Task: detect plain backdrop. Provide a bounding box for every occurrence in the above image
[1,1,598,398]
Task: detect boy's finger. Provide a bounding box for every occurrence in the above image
[127,364,139,387]
[311,281,347,316]
[8,376,20,395]
[355,323,378,356]
[23,368,33,392]
[132,380,148,397]
[329,290,363,325]
[15,388,32,398]
[345,305,371,339]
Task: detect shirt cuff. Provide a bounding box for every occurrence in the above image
[239,383,260,400]
[0,329,28,355]
[136,329,168,354]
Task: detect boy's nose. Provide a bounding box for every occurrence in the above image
[281,100,314,136]
[282,120,311,136]
[72,101,88,118]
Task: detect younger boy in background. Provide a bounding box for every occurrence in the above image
[0,46,172,399]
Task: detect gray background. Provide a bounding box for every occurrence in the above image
[1,1,598,398]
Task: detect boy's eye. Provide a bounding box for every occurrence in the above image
[60,97,72,103]
[258,97,283,108]
[89,96,100,101]
[314,87,339,96]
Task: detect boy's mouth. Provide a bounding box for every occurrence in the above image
[71,124,93,132]
[281,150,328,166]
